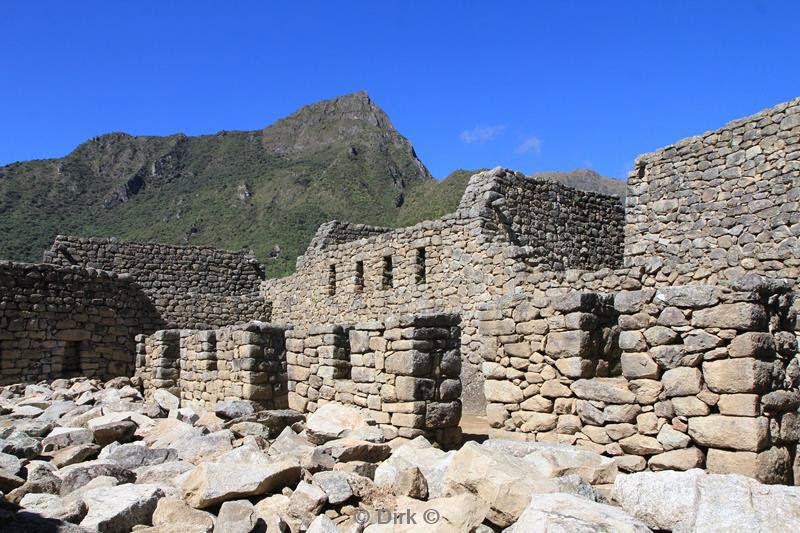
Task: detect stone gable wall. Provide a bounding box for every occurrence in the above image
[0,261,161,385]
[303,221,392,258]
[45,235,270,329]
[625,97,800,285]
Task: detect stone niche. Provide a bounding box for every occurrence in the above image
[478,276,799,484]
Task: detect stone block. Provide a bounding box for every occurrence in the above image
[688,415,769,452]
[728,332,775,358]
[671,396,710,417]
[425,401,461,428]
[484,380,524,403]
[662,367,702,397]
[654,286,720,308]
[691,303,767,330]
[554,357,595,378]
[648,448,704,471]
[349,330,370,354]
[394,376,435,401]
[384,351,432,376]
[702,358,772,394]
[545,331,595,359]
[706,446,791,484]
[717,394,760,416]
[571,378,635,404]
[520,412,558,432]
[621,353,659,379]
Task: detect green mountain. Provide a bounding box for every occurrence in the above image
[0,92,626,278]
[0,92,436,277]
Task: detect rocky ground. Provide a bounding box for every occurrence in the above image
[2,378,800,532]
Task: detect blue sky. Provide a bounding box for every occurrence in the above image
[2,1,799,181]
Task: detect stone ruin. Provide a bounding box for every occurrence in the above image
[1,96,799,484]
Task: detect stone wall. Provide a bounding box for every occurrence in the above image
[303,221,392,257]
[46,235,270,329]
[625,97,800,285]
[477,276,799,484]
[138,322,290,410]
[0,261,161,385]
[285,313,462,445]
[263,168,626,414]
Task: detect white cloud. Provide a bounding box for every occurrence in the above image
[460,124,505,144]
[514,136,542,155]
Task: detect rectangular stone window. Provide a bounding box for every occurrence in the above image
[328,264,336,296]
[354,260,364,292]
[63,341,81,375]
[382,256,393,289]
[415,247,426,284]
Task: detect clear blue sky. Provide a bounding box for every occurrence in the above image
[2,1,799,181]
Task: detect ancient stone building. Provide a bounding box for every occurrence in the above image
[2,96,799,478]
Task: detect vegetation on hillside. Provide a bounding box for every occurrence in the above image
[0,92,625,278]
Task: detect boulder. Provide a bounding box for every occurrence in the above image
[364,493,488,533]
[19,492,88,523]
[287,480,327,522]
[374,441,455,498]
[1,430,43,458]
[312,470,353,504]
[92,420,138,447]
[506,493,652,532]
[215,500,260,533]
[175,430,234,464]
[306,403,376,444]
[58,460,136,495]
[518,443,617,484]
[440,441,562,527]
[320,438,391,463]
[108,443,178,468]
[181,459,301,508]
[307,515,339,533]
[153,390,181,412]
[50,443,101,468]
[613,469,800,532]
[80,483,165,532]
[213,400,258,420]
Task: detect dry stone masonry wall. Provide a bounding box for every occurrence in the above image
[626,96,800,285]
[0,261,161,385]
[285,313,462,445]
[46,235,270,329]
[138,322,290,410]
[477,276,799,483]
[263,168,625,414]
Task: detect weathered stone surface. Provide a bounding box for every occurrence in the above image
[312,470,353,504]
[306,403,375,444]
[621,353,659,379]
[19,492,88,523]
[691,303,767,330]
[571,379,635,404]
[440,441,561,527]
[181,459,301,508]
[520,443,618,484]
[655,286,720,308]
[706,446,792,484]
[614,469,800,532]
[151,496,214,532]
[153,390,181,412]
[216,500,259,533]
[702,359,772,393]
[648,448,704,471]
[545,331,594,359]
[484,380,524,403]
[80,483,165,532]
[59,461,136,495]
[688,415,769,452]
[374,440,455,499]
[509,493,652,533]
